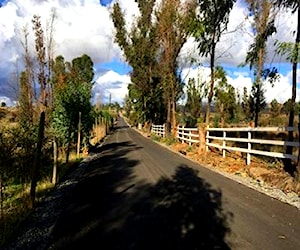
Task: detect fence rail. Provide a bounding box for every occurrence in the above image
[206,126,300,165]
[177,126,199,146]
[150,123,300,165]
[151,124,166,137]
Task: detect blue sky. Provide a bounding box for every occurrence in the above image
[99,0,113,6]
[0,0,298,106]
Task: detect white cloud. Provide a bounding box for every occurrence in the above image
[93,70,131,105]
[0,0,298,107]
[181,66,299,104]
[0,96,14,106]
[0,0,122,73]
[0,0,140,102]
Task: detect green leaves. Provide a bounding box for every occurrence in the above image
[192,0,236,57]
[275,40,300,63]
[51,54,94,146]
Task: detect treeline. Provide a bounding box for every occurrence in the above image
[113,0,299,176]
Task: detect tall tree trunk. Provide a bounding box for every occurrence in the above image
[0,173,3,220]
[285,7,300,175]
[254,83,260,127]
[30,111,45,208]
[206,42,216,124]
[77,111,81,159]
[254,48,264,127]
[52,139,57,185]
[66,122,72,164]
[171,98,176,136]
[166,98,171,135]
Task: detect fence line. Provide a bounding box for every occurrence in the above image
[151,124,166,137]
[150,123,300,165]
[177,125,199,146]
[206,126,300,165]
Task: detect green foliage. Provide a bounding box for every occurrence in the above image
[186,145,193,152]
[270,99,281,118]
[275,40,300,63]
[0,125,38,185]
[71,54,94,84]
[111,0,195,126]
[241,87,251,120]
[282,99,300,115]
[161,135,178,146]
[185,115,198,128]
[249,83,266,122]
[128,111,139,127]
[192,0,236,57]
[214,66,238,125]
[111,1,164,124]
[213,114,220,128]
[185,76,206,120]
[191,0,235,123]
[51,54,94,160]
[150,133,161,142]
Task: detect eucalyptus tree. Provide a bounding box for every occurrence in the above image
[111,0,163,125]
[273,0,299,175]
[244,0,277,127]
[155,0,197,134]
[191,0,236,124]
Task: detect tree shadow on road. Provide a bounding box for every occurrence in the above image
[48,156,232,249]
[47,141,143,249]
[114,165,233,250]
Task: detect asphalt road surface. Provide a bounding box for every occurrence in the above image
[47,117,300,250]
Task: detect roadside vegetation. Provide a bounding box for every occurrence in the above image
[0,14,119,247]
[1,0,299,247]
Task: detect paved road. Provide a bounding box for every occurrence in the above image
[47,117,300,250]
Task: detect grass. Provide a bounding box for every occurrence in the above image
[0,151,83,247]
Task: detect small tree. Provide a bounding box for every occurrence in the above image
[248,84,267,124]
[191,0,236,124]
[270,99,281,117]
[241,87,251,120]
[185,77,205,124]
[244,0,277,127]
[214,66,237,126]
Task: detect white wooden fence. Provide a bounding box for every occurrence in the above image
[206,126,300,165]
[177,126,199,146]
[151,123,300,165]
[151,124,166,137]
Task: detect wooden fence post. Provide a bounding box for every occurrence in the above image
[206,125,209,152]
[247,127,251,165]
[222,131,226,158]
[198,124,207,154]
